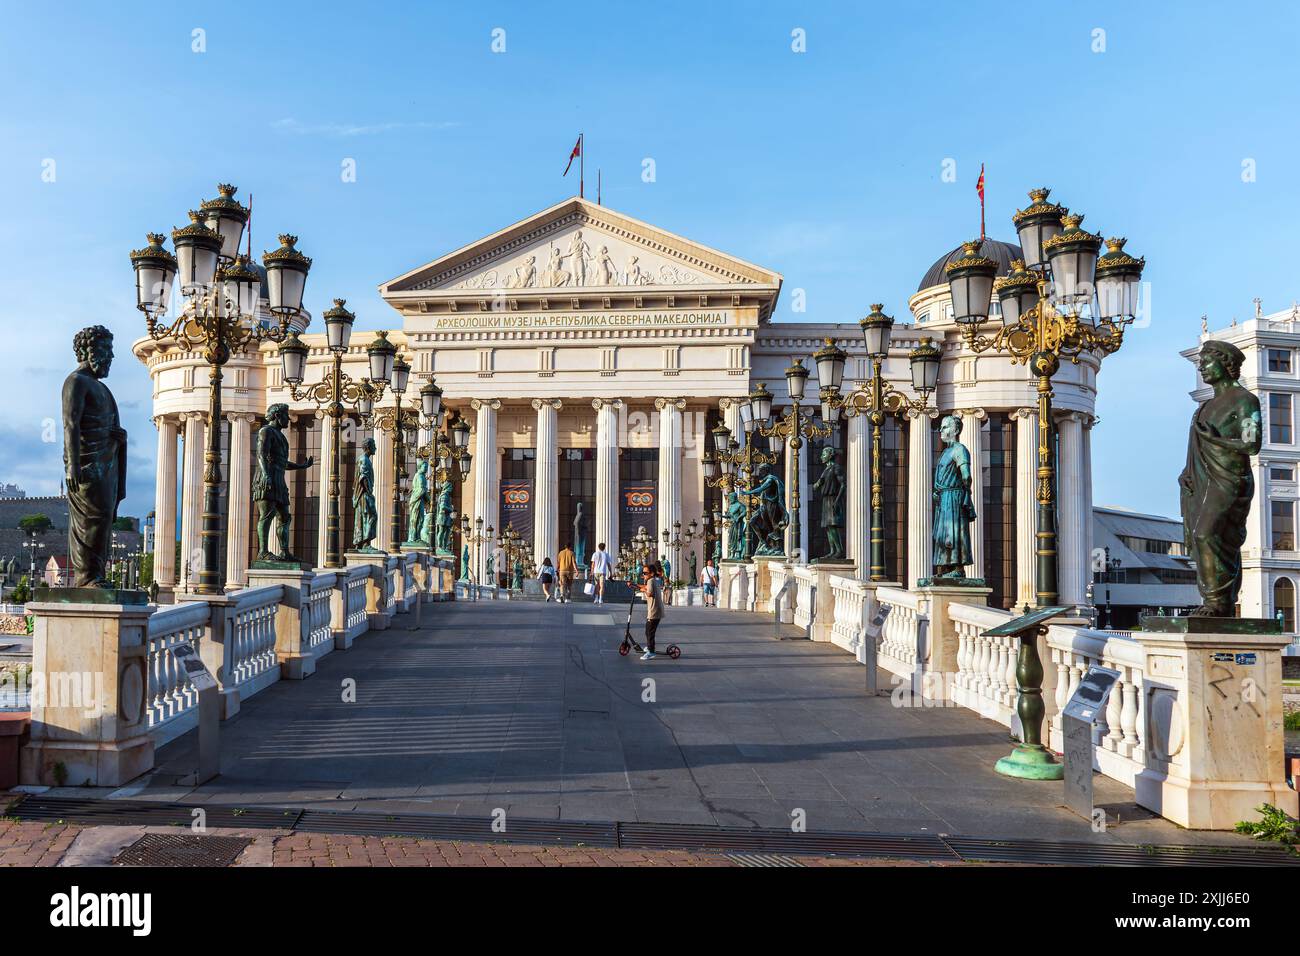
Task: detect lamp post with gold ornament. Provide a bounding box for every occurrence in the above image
[945,187,1143,779]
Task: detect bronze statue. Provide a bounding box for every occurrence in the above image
[811,446,846,561]
[406,458,429,546]
[351,436,381,553]
[253,403,313,563]
[62,326,128,588]
[1180,340,1261,616]
[932,414,976,578]
[739,463,788,556]
[434,480,454,555]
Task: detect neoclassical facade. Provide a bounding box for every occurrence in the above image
[135,197,1101,610]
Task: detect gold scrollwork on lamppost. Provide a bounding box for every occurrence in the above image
[131,188,312,594]
[754,370,831,564]
[820,315,940,582]
[279,302,396,568]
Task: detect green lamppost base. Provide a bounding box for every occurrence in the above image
[995,743,1064,780]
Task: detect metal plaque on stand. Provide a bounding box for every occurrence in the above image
[172,642,220,787]
[1061,665,1121,822]
[863,603,891,697]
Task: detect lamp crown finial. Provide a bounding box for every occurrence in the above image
[217,183,237,197]
[1105,237,1126,251]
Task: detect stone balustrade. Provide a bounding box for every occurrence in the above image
[21,550,440,787]
[827,574,868,658]
[950,601,1018,723]
[875,586,924,681]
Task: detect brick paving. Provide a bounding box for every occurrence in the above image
[0,818,919,867]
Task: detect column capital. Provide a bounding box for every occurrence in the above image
[530,398,563,411]
[471,398,502,412]
[719,397,735,410]
[955,407,987,421]
[226,412,258,425]
[592,398,623,411]
[1009,406,1037,422]
[1055,410,1095,427]
[654,397,686,412]
[904,407,940,421]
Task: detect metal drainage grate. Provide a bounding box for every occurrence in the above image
[112,833,252,868]
[727,852,805,867]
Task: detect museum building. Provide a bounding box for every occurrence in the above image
[135,197,1102,611]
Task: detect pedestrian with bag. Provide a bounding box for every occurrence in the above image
[589,541,614,605]
[556,543,577,603]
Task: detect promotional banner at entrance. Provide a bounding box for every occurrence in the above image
[619,481,656,546]
[499,479,534,542]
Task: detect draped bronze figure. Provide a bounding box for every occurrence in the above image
[1180,340,1261,617]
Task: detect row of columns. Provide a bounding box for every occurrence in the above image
[151,401,1094,608]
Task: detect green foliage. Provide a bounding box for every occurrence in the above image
[1234,804,1299,847]
[17,513,52,535]
[138,552,154,588]
[1285,710,1300,732]
[112,517,136,532]
[10,575,31,604]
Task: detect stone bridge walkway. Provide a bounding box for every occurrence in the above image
[133,600,1246,847]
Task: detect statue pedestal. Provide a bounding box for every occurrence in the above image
[752,555,784,611]
[247,567,316,680]
[719,561,752,611]
[1133,616,1299,829]
[915,582,992,702]
[20,601,156,788]
[795,562,856,641]
[345,553,391,631]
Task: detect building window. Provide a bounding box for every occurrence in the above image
[1274,577,1295,631]
[1268,348,1293,373]
[558,448,596,556]
[1271,499,1295,550]
[1271,465,1296,482]
[1117,534,1186,556]
[917,312,930,324]
[618,448,658,550]
[1269,393,1293,444]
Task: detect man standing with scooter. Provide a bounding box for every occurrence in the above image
[639,560,666,661]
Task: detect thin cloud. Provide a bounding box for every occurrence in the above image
[270,118,459,137]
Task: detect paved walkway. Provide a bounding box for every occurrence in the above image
[114,601,1252,846]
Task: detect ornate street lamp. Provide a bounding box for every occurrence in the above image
[279,301,392,568]
[131,184,309,594]
[823,316,938,582]
[756,362,832,563]
[947,187,1143,780]
[364,354,420,548]
[705,418,779,561]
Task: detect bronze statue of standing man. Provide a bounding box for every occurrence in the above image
[63,326,128,588]
[253,403,314,563]
[1180,340,1261,617]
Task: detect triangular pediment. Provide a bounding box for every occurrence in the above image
[381,197,782,295]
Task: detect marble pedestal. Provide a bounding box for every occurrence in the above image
[752,556,783,611]
[345,553,391,631]
[246,567,316,680]
[719,561,751,611]
[1134,619,1299,829]
[20,602,156,788]
[917,582,993,702]
[802,562,856,641]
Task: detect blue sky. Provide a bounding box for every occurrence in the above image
[1,1,1298,521]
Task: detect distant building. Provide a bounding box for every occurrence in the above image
[1183,304,1300,629]
[1090,506,1200,629]
[0,483,25,499]
[43,554,71,588]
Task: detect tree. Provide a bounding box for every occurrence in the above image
[11,575,31,604]
[17,514,53,535]
[112,516,137,532]
[138,552,154,588]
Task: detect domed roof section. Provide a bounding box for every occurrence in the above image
[917,238,1023,292]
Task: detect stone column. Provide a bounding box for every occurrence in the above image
[594,399,621,556]
[656,398,684,556]
[471,399,501,582]
[846,413,870,579]
[1012,407,1038,609]
[1082,416,1095,600]
[906,411,934,588]
[375,425,395,552]
[179,414,205,592]
[959,408,986,579]
[153,416,179,597]
[533,399,561,561]
[1056,412,1087,611]
[721,398,741,560]
[224,413,254,591]
[316,413,334,567]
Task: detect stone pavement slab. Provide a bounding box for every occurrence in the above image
[133,600,1256,847]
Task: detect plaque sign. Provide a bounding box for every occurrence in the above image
[862,603,891,697]
[1062,665,1122,822]
[172,643,220,787]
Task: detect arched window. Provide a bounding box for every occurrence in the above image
[1274,577,1295,632]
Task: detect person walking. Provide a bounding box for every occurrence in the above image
[590,541,614,605]
[639,560,666,661]
[701,557,719,608]
[556,542,577,603]
[492,543,507,590]
[538,557,556,602]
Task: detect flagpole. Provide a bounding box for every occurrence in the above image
[580,132,584,199]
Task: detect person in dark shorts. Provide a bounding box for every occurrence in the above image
[639,560,666,661]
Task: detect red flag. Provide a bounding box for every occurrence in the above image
[563,135,582,177]
[976,163,986,240]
